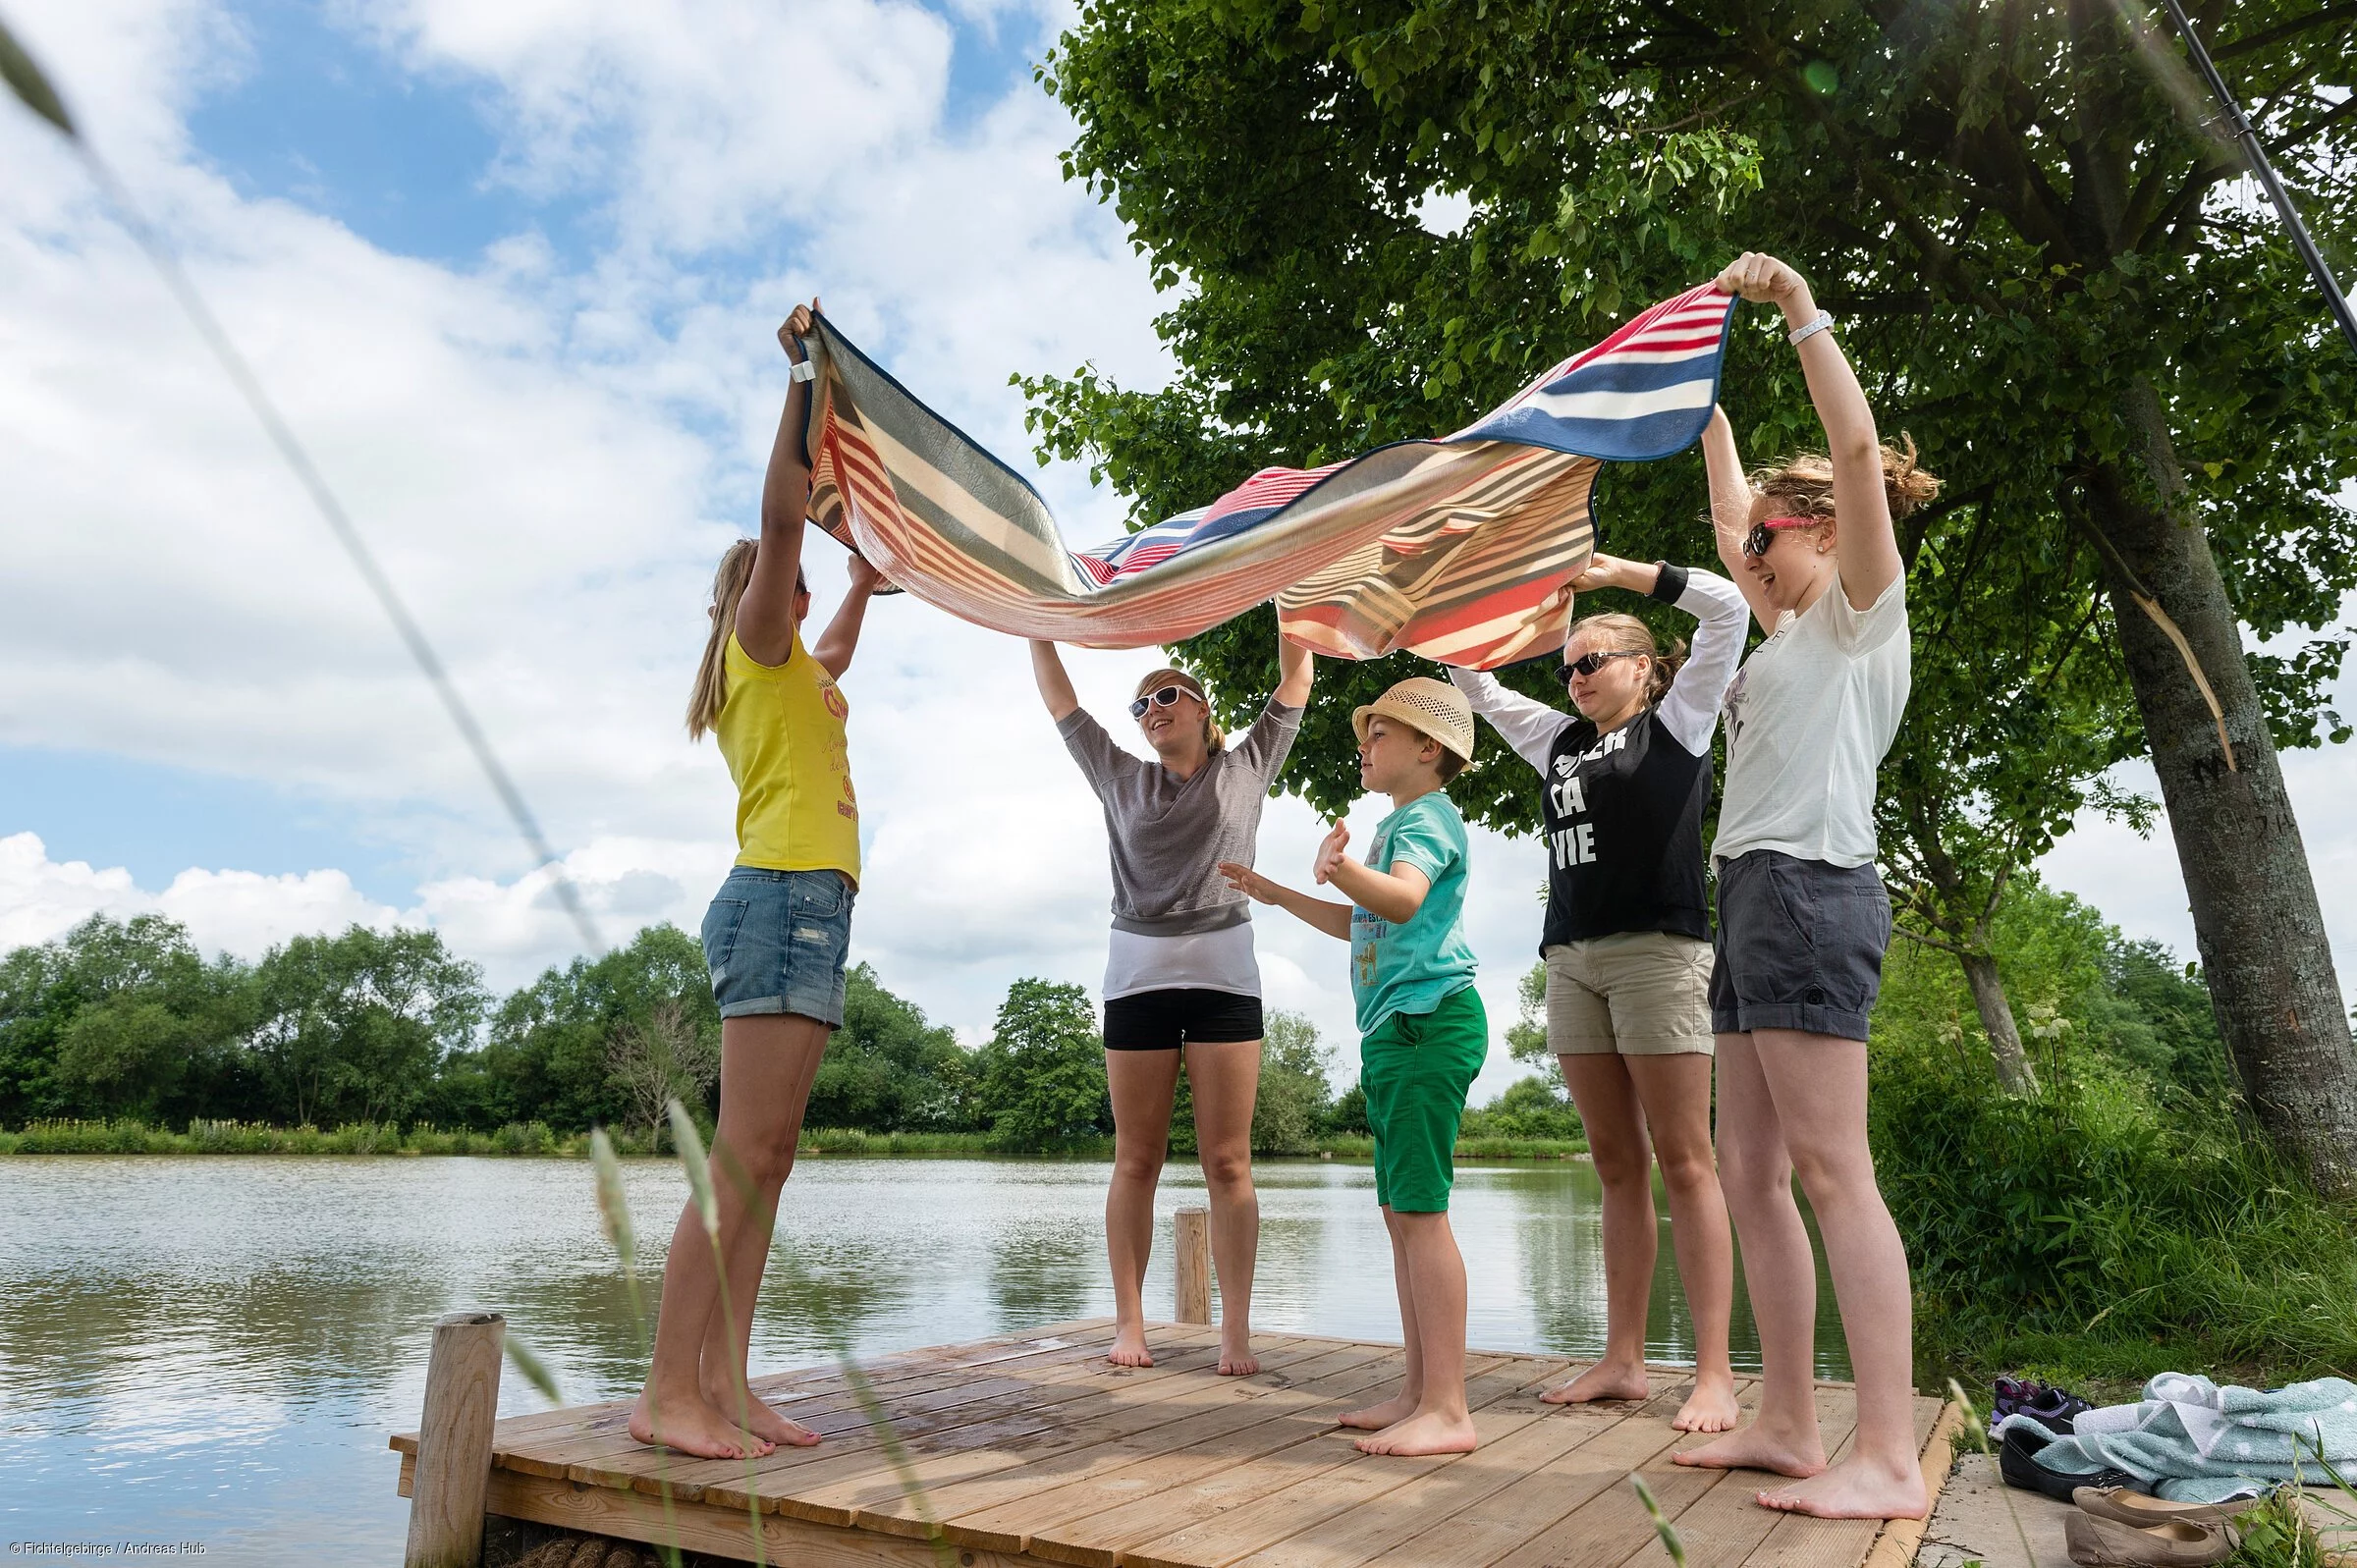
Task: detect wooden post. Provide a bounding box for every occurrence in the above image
[404,1311,506,1568]
[1174,1206,1212,1325]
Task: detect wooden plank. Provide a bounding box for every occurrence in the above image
[764,1339,1367,1529]
[693,1335,1332,1516]
[1097,1357,1564,1568]
[391,1317,1118,1456]
[1855,1399,1965,1568]
[480,1464,1062,1567]
[1236,1390,1665,1568]
[576,1328,1245,1498]
[911,1343,1416,1550]
[1364,1379,1752,1568]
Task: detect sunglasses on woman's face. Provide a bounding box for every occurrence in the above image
[1129,684,1193,719]
[1742,515,1817,558]
[1562,650,1642,686]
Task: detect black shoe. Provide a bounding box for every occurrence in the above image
[1999,1425,2138,1502]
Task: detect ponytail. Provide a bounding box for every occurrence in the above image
[687,540,758,740]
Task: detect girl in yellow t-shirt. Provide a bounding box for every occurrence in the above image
[630,299,884,1463]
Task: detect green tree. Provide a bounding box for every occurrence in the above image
[1029,0,2357,1191]
[479,923,715,1131]
[248,925,486,1126]
[0,915,253,1125]
[1251,1009,1336,1154]
[809,964,975,1131]
[970,979,1111,1152]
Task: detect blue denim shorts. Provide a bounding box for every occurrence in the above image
[701,867,856,1027]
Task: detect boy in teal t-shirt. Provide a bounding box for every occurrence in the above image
[1220,676,1487,1459]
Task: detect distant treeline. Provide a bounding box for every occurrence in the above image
[1,915,1544,1155]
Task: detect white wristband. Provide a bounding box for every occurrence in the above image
[788,359,816,383]
[1787,311,1835,347]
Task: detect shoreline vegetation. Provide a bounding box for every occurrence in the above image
[0,1118,1591,1162]
[10,887,2357,1406]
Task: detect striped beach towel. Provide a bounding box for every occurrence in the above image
[801,284,1734,669]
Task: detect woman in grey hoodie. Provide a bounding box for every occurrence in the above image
[1029,630,1314,1376]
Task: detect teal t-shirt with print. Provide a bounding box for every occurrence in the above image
[1349,790,1478,1033]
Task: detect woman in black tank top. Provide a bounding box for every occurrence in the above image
[1448,550,1749,1433]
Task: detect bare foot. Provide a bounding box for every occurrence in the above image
[1108,1323,1154,1369]
[1354,1409,1478,1456]
[1338,1391,1419,1431]
[629,1388,774,1461]
[1540,1360,1650,1406]
[1217,1330,1260,1377]
[707,1387,821,1448]
[1755,1457,1928,1519]
[1672,1421,1826,1478]
[1670,1375,1743,1433]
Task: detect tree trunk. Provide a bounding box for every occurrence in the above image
[1957,950,2039,1096]
[2084,380,2357,1198]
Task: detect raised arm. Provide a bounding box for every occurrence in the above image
[1028,640,1080,722]
[1702,407,1778,633]
[809,556,883,679]
[1446,666,1572,773]
[1653,567,1751,755]
[736,298,821,667]
[1716,254,1901,609]
[1274,632,1314,708]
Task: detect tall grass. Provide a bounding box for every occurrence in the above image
[1874,1045,2357,1387]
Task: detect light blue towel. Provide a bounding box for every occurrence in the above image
[2002,1374,2357,1504]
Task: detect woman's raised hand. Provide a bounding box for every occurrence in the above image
[1569,551,1640,594]
[1313,822,1350,885]
[846,552,891,595]
[1714,253,1807,308]
[1218,861,1277,903]
[779,297,822,361]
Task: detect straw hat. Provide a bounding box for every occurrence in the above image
[1352,676,1475,763]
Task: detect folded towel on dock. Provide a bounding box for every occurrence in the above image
[2001,1373,2357,1503]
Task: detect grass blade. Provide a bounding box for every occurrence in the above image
[503,1334,566,1406]
[1627,1473,1688,1566]
[841,1354,956,1568]
[0,14,75,136]
[667,1098,718,1239]
[589,1126,638,1277]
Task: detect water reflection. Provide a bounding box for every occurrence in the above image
[0,1154,1847,1564]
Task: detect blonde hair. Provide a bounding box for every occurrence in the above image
[1567,613,1687,706]
[687,541,758,740]
[1135,667,1223,752]
[1749,432,1942,527]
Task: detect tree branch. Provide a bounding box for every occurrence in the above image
[2214,4,2357,60]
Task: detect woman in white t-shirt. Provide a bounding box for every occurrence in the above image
[1670,253,1941,1523]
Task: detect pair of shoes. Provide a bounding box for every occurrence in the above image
[1991,1376,2095,1435]
[1999,1426,2137,1503]
[2063,1511,2238,1564]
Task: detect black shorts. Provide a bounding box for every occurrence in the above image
[1102,988,1265,1051]
[1710,849,1892,1042]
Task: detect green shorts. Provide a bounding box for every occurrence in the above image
[1360,985,1489,1213]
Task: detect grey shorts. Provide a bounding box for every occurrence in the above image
[1709,850,1891,1042]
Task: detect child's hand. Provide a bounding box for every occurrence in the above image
[1313,822,1349,885]
[1218,861,1276,903]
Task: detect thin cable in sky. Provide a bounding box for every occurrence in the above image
[1,14,606,954]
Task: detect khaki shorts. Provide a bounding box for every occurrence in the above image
[1545,931,1714,1056]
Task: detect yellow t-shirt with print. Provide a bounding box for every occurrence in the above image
[715,628,860,881]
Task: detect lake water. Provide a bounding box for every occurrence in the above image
[0,1154,1846,1563]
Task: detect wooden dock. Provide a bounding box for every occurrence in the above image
[392,1319,1962,1568]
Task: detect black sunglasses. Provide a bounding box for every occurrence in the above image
[1129,684,1195,719]
[1562,650,1642,685]
[1742,515,1816,559]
